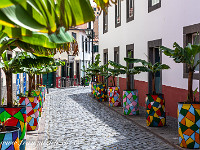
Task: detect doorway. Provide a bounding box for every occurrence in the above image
[126,44,134,90]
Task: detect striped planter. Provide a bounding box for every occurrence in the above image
[123,90,139,115]
[146,94,166,127]
[108,86,121,107]
[178,103,200,149]
[19,97,39,131]
[0,126,20,150]
[96,83,107,102]
[32,90,42,117]
[0,106,26,150]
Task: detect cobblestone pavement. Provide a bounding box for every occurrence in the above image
[27,86,177,150]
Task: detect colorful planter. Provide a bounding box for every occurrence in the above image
[178,103,200,149]
[96,83,107,102]
[0,106,26,150]
[91,82,96,94]
[0,126,20,150]
[19,97,39,131]
[123,90,139,115]
[92,82,97,98]
[32,90,42,117]
[85,77,89,86]
[39,85,46,102]
[108,86,121,107]
[146,94,165,127]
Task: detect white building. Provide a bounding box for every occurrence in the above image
[99,0,200,118]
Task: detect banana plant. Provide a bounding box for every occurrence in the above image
[0,51,35,107]
[16,54,64,96]
[106,61,126,87]
[86,54,101,83]
[135,61,170,95]
[109,53,144,91]
[160,42,200,103]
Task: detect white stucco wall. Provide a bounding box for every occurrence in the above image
[99,0,200,91]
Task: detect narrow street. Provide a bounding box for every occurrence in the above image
[27,87,177,150]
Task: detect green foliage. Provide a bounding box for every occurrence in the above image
[160,42,200,71]
[160,42,200,103]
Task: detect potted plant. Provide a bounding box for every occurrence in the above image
[95,63,109,102]
[160,42,200,148]
[107,61,126,107]
[136,60,170,127]
[0,51,31,150]
[86,54,101,97]
[17,54,61,131]
[110,53,144,115]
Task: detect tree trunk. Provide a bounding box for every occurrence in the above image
[188,69,194,103]
[113,76,115,87]
[127,74,131,91]
[28,75,33,96]
[37,75,40,89]
[152,73,156,95]
[6,72,12,107]
[32,75,35,90]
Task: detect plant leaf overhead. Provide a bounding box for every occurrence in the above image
[0,0,95,37]
[0,0,26,9]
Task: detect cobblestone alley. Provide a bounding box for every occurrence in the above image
[26,87,177,150]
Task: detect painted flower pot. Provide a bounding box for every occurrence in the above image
[0,106,26,150]
[19,97,39,131]
[0,126,20,150]
[96,83,107,102]
[91,82,96,94]
[178,103,200,149]
[92,82,97,98]
[146,94,166,127]
[39,86,45,105]
[108,86,121,107]
[39,85,46,102]
[32,90,43,117]
[123,90,139,115]
[85,77,89,86]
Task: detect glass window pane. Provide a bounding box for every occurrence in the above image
[152,0,160,6]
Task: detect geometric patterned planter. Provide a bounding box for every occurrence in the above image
[0,106,26,150]
[123,90,139,115]
[0,126,20,150]
[39,85,46,102]
[19,97,39,131]
[92,82,97,98]
[108,86,121,107]
[91,82,96,94]
[39,86,45,105]
[178,103,200,149]
[146,94,165,127]
[32,90,42,117]
[96,83,107,102]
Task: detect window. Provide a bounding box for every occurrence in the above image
[85,38,87,53]
[152,0,160,6]
[72,32,76,40]
[82,36,84,52]
[126,0,134,22]
[148,0,161,13]
[103,8,108,33]
[115,0,121,28]
[183,23,200,80]
[103,49,108,65]
[114,47,119,63]
[126,44,134,90]
[148,39,162,94]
